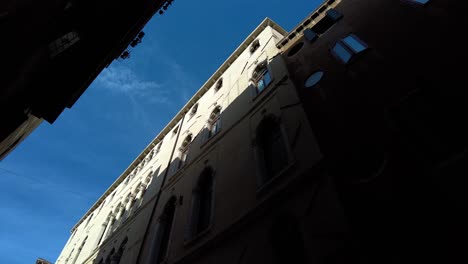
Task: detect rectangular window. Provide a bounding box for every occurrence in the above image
[256,70,272,93]
[208,119,221,138]
[256,117,291,186]
[188,169,214,239]
[179,148,189,169]
[332,42,353,64]
[263,127,289,178]
[342,35,367,53]
[332,34,368,64]
[326,9,343,21]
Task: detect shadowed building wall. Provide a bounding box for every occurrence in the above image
[54,0,465,263]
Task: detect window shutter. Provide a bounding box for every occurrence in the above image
[202,126,210,143]
[326,9,343,22]
[217,114,223,132]
[303,29,318,42]
[248,84,257,98]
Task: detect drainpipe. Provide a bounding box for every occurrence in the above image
[135,114,185,264]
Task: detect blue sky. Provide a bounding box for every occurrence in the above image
[0,1,321,263]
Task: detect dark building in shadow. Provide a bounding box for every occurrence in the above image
[54,1,466,263]
[281,0,467,262]
[0,0,173,160]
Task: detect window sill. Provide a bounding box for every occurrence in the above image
[251,75,288,105]
[256,160,296,197]
[167,165,187,184]
[252,82,273,101]
[199,131,221,149]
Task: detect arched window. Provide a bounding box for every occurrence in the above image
[250,39,260,54]
[133,183,145,208]
[153,197,177,264]
[110,204,122,232]
[207,106,222,138]
[65,248,74,264]
[66,229,77,247]
[189,167,214,237]
[71,236,87,264]
[144,170,154,186]
[256,116,290,183]
[108,215,116,232]
[109,191,116,202]
[128,192,137,211]
[97,201,105,215]
[84,213,93,228]
[252,61,272,94]
[215,78,223,91]
[178,135,192,169]
[113,237,128,264]
[190,103,198,116]
[104,248,115,264]
[122,193,133,222]
[155,141,162,154]
[148,149,155,160]
[98,213,113,246]
[115,203,123,220]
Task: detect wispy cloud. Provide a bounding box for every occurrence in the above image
[92,35,203,135]
[0,166,97,203]
[138,36,202,104]
[94,63,175,133]
[167,60,196,102]
[96,64,172,105]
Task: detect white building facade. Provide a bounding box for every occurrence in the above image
[55,3,344,262]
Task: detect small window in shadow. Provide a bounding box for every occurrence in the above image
[257,116,289,184]
[153,198,177,264]
[331,34,368,64]
[189,167,214,238]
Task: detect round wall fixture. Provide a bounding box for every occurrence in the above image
[287,42,305,57]
[304,71,324,88]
